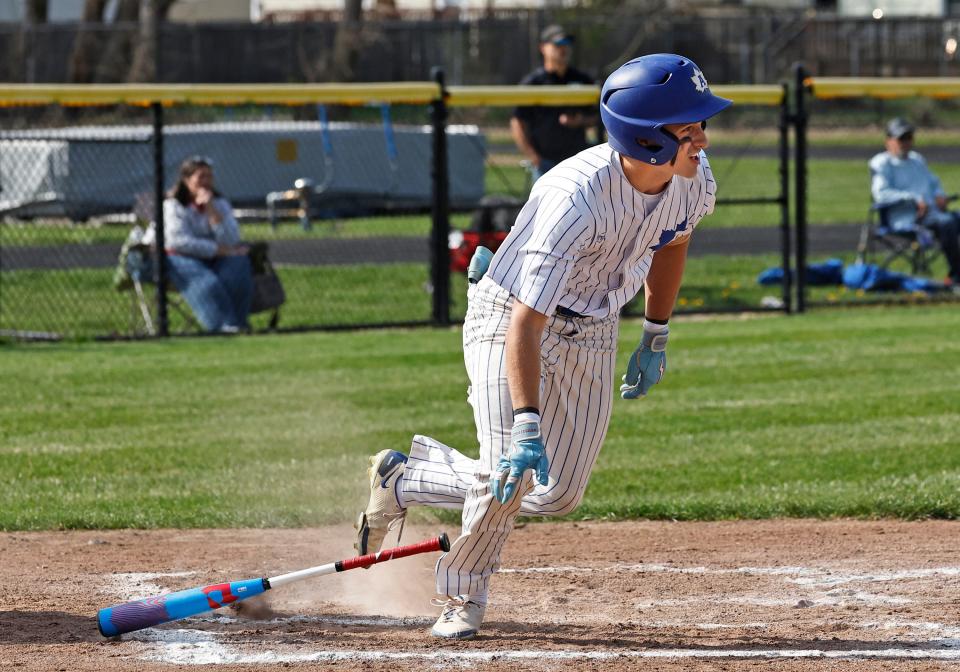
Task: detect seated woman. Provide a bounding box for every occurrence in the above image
[163,156,253,333]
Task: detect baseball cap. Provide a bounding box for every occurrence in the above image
[540,24,574,46]
[886,117,915,139]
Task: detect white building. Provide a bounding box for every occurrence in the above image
[837,0,945,16]
[0,0,261,22]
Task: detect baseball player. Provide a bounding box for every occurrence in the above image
[354,54,731,640]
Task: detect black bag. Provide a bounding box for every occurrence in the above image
[251,272,286,313]
[247,242,286,314]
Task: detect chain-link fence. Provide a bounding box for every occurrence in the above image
[0,79,789,338]
[794,74,960,310]
[0,85,459,339]
[0,105,157,339]
[16,74,958,340]
[0,79,797,341]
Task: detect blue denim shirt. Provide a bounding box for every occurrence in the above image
[163,197,242,259]
[869,150,949,232]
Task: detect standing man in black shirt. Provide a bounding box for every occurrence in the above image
[510,24,598,182]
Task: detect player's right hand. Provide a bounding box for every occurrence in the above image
[620,322,669,400]
[491,420,549,504]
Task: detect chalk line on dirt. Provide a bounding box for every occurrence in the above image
[498,563,960,587]
[633,592,910,608]
[133,628,960,666]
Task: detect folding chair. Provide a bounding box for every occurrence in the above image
[114,235,200,336]
[855,200,940,276]
[115,232,285,335]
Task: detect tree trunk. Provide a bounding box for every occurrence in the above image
[93,0,139,82]
[68,0,109,83]
[18,0,48,82]
[344,0,362,24]
[25,0,48,23]
[127,0,158,82]
[127,0,176,82]
[332,0,364,82]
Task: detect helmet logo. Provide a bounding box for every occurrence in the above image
[691,68,708,93]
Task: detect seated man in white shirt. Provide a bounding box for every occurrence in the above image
[869,117,960,285]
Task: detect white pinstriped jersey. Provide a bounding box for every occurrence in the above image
[487,143,716,318]
[395,143,719,606]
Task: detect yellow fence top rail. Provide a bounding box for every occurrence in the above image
[712,85,784,106]
[0,82,785,108]
[446,84,783,107]
[446,85,599,107]
[809,77,960,100]
[0,83,441,107]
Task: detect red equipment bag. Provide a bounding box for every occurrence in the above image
[449,197,524,273]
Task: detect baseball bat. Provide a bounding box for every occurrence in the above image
[97,532,450,638]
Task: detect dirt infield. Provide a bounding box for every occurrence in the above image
[3,520,958,671]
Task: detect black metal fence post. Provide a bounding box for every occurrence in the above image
[792,63,809,314]
[152,101,169,337]
[778,81,792,315]
[429,67,451,326]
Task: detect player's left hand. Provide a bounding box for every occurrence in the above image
[491,420,549,504]
[620,322,668,399]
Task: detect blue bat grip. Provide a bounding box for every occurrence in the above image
[98,578,267,637]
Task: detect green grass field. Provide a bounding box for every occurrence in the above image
[2,304,958,531]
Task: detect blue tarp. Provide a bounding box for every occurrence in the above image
[841,263,946,293]
[757,259,845,287]
[757,259,948,293]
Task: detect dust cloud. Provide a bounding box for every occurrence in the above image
[250,526,444,619]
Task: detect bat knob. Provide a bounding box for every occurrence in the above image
[439,533,451,552]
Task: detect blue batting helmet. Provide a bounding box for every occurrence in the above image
[600,54,732,165]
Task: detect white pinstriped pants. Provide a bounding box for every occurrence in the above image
[400,277,619,604]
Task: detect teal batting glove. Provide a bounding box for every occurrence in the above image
[491,419,549,505]
[467,246,493,284]
[620,321,668,400]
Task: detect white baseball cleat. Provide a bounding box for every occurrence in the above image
[430,597,485,640]
[354,449,407,556]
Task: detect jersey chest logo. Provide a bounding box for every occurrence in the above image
[650,217,688,251]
